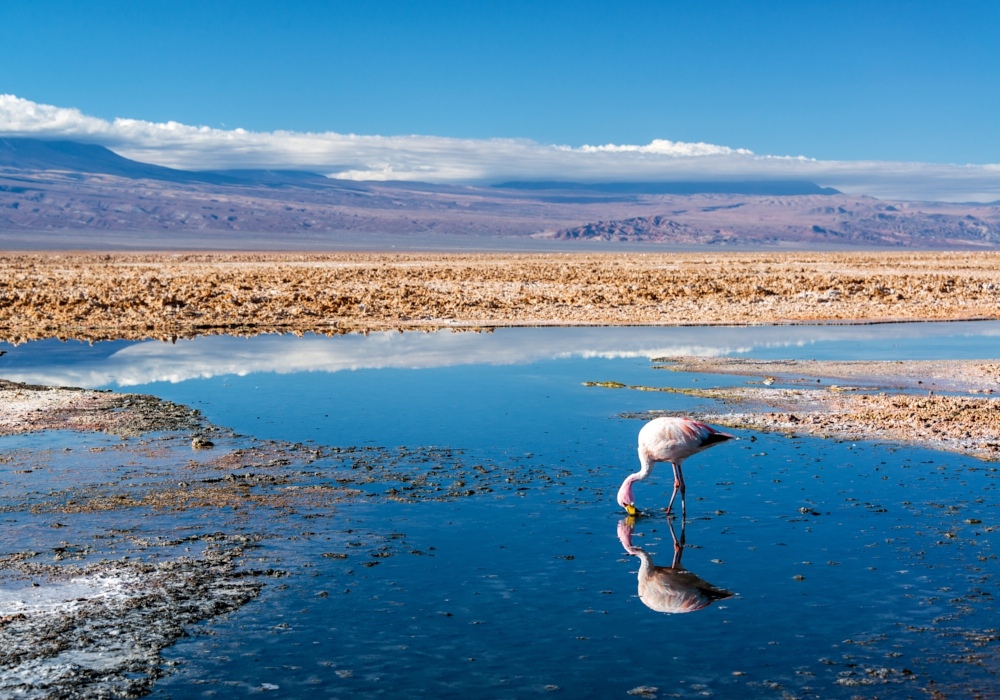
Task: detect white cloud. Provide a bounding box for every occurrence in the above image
[574,139,753,157]
[2,94,999,201]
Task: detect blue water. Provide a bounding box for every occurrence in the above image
[1,323,998,698]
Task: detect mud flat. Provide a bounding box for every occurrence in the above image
[654,357,1000,393]
[0,378,209,438]
[0,545,262,700]
[0,380,538,698]
[589,357,1000,461]
[1,251,1000,342]
[0,387,266,699]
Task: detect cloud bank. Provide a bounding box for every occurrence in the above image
[2,95,999,201]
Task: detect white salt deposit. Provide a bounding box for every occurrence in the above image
[0,574,131,616]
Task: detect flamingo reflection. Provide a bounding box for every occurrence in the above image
[617,517,733,614]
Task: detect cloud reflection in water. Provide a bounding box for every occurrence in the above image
[2,322,999,389]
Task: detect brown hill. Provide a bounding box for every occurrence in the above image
[555,204,1000,247]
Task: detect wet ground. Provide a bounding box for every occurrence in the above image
[1,324,998,698]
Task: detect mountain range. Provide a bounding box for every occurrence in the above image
[1,137,999,249]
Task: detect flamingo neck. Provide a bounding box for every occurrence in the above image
[617,471,645,507]
[634,550,654,577]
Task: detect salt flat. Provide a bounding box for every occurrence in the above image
[1,251,999,343]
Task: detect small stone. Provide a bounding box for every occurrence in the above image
[793,574,805,581]
[191,436,214,449]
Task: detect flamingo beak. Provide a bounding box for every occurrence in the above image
[625,504,637,516]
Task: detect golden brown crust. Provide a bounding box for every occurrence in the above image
[1,251,999,343]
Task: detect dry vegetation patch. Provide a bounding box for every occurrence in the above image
[1,251,999,342]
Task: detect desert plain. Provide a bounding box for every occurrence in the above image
[1,250,999,343]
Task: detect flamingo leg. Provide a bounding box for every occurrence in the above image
[678,463,687,523]
[666,517,682,568]
[665,462,681,515]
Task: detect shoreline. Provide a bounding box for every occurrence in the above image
[5,315,1000,347]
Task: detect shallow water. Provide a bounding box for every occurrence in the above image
[1,323,998,698]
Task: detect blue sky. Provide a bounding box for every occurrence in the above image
[2,0,998,165]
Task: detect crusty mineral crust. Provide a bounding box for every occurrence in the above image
[694,387,1000,461]
[653,357,1000,393]
[0,379,207,437]
[595,359,1000,460]
[1,251,999,343]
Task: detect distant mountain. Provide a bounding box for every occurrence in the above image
[557,216,706,242]
[494,180,841,196]
[555,207,1000,246]
[0,137,233,184]
[0,138,327,187]
[201,169,334,187]
[1,137,998,249]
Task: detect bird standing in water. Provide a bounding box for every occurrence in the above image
[617,417,736,519]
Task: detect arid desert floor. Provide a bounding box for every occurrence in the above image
[1,250,999,343]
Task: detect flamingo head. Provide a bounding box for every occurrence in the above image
[617,475,638,515]
[616,517,638,551]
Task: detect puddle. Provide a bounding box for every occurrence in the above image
[0,324,997,698]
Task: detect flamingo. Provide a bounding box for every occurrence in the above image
[617,417,736,518]
[617,517,733,614]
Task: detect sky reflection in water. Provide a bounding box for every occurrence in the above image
[1,321,1000,389]
[0,323,997,698]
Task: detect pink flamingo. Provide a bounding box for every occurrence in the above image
[617,517,733,614]
[617,417,736,519]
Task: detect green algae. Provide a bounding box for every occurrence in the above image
[582,381,722,398]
